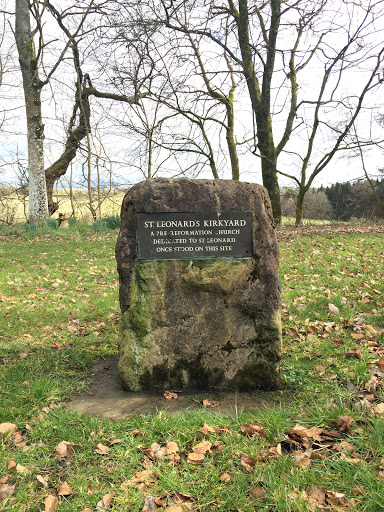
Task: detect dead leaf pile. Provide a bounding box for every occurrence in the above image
[289,485,354,511]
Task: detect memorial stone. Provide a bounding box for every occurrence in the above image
[115,178,281,391]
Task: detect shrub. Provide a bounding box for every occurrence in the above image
[45,218,59,230]
[24,221,38,232]
[104,214,120,230]
[68,217,80,227]
[92,219,108,232]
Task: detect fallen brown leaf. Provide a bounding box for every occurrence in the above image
[202,399,219,408]
[166,441,179,455]
[240,454,255,471]
[291,424,323,441]
[345,348,362,359]
[0,423,17,436]
[219,472,232,482]
[94,443,109,455]
[53,441,74,460]
[192,441,211,454]
[43,495,58,512]
[199,423,217,434]
[7,460,16,470]
[249,486,266,499]
[58,481,73,496]
[335,415,354,433]
[36,475,49,488]
[121,470,158,489]
[326,490,346,507]
[187,452,204,463]
[142,493,156,511]
[16,464,28,474]
[373,403,384,417]
[164,391,178,400]
[309,485,326,509]
[128,429,142,436]
[0,483,15,500]
[14,432,25,446]
[240,423,267,438]
[96,492,115,511]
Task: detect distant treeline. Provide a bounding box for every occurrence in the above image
[281,179,384,221]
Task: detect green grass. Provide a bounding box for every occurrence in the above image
[0,227,383,511]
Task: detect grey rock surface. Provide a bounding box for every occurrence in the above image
[116,178,281,391]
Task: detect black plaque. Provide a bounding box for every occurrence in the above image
[137,211,253,260]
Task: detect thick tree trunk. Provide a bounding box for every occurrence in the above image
[236,0,281,224]
[15,0,48,221]
[260,147,281,224]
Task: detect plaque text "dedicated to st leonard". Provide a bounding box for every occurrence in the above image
[137,212,253,260]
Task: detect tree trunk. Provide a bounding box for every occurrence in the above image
[295,189,305,226]
[225,98,239,180]
[236,0,281,224]
[15,0,48,220]
[260,148,281,224]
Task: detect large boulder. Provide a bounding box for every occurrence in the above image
[115,178,281,391]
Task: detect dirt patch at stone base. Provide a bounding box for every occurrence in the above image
[68,357,290,419]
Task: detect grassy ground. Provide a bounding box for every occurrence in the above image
[0,225,383,511]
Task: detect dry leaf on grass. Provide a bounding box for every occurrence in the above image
[53,441,74,460]
[164,391,178,400]
[199,423,217,434]
[240,423,267,438]
[36,475,49,488]
[166,441,179,455]
[58,481,73,496]
[0,423,17,436]
[249,486,267,499]
[308,486,326,510]
[144,442,167,461]
[345,349,362,359]
[16,464,28,474]
[328,303,340,315]
[335,415,354,433]
[128,429,142,436]
[373,403,384,417]
[94,443,109,455]
[219,472,232,482]
[202,399,219,408]
[192,441,211,454]
[0,483,15,501]
[7,460,16,470]
[142,493,156,511]
[291,424,323,441]
[187,452,205,463]
[121,470,158,489]
[43,495,58,512]
[96,492,115,511]
[240,454,255,471]
[14,432,25,446]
